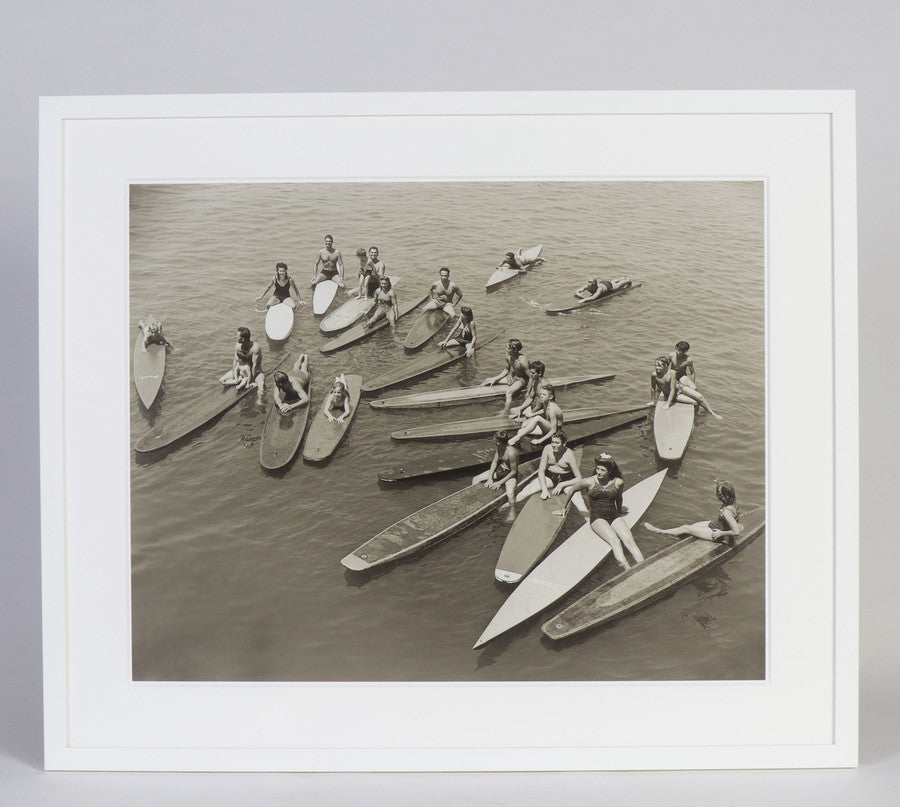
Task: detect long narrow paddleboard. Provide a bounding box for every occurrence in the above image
[133,333,166,408]
[473,468,667,648]
[495,447,584,584]
[361,331,500,396]
[377,407,650,483]
[391,406,618,442]
[369,372,615,410]
[301,375,362,462]
[545,282,642,315]
[542,518,765,640]
[485,244,543,290]
[320,293,428,354]
[258,373,312,470]
[402,308,451,350]
[312,279,340,315]
[265,302,294,340]
[320,276,401,333]
[653,400,695,459]
[341,459,542,572]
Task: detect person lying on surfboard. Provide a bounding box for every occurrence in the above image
[509,360,546,419]
[311,234,345,289]
[322,374,351,423]
[650,353,722,418]
[257,262,303,310]
[482,338,530,414]
[472,430,521,519]
[422,266,463,318]
[496,249,546,272]
[363,276,399,328]
[573,275,633,303]
[537,430,582,500]
[138,317,171,351]
[644,479,743,546]
[508,382,563,447]
[220,326,264,391]
[438,305,477,356]
[272,354,310,414]
[553,453,644,570]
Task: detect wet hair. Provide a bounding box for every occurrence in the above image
[530,360,545,376]
[324,234,333,241]
[439,266,450,275]
[369,245,379,252]
[494,429,512,446]
[379,275,393,290]
[459,305,474,322]
[538,382,556,400]
[355,248,367,259]
[508,338,523,353]
[505,252,516,260]
[332,380,347,392]
[273,370,288,385]
[675,340,691,352]
[551,430,568,445]
[655,355,671,368]
[237,326,251,341]
[593,453,622,479]
[275,261,288,273]
[716,480,737,506]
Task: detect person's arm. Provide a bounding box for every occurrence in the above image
[450,284,462,305]
[684,358,696,382]
[313,253,323,280]
[283,380,310,412]
[390,290,399,324]
[338,394,351,422]
[538,447,552,497]
[711,508,744,541]
[335,251,344,281]
[553,477,590,517]
[322,392,336,422]
[251,345,262,379]
[439,317,461,348]
[649,374,658,405]
[289,277,306,305]
[465,321,477,357]
[510,378,535,419]
[664,371,676,407]
[553,450,582,495]
[534,406,561,446]
[256,280,274,300]
[489,448,520,489]
[482,365,507,386]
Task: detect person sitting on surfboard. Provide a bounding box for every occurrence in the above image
[439,305,477,356]
[509,360,546,419]
[137,317,171,351]
[322,374,351,423]
[351,246,384,299]
[537,431,582,500]
[482,338,530,413]
[257,262,302,310]
[472,430,521,519]
[311,234,345,289]
[574,275,633,303]
[508,382,564,447]
[644,479,742,546]
[219,326,263,391]
[363,276,399,329]
[422,266,463,318]
[272,354,310,414]
[554,453,645,570]
[652,348,722,419]
[497,249,546,272]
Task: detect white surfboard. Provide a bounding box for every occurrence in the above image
[312,279,340,315]
[653,400,695,459]
[265,302,294,341]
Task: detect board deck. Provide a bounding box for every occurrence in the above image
[542,519,765,640]
[265,302,294,341]
[301,374,362,462]
[258,377,312,470]
[312,279,340,315]
[133,333,166,408]
[545,282,642,314]
[320,293,428,354]
[368,372,615,410]
[653,400,695,459]
[473,468,668,648]
[485,244,543,290]
[402,308,451,350]
[341,458,542,572]
[320,276,400,333]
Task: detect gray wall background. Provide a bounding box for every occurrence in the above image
[1,1,896,803]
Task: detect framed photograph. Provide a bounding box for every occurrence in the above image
[39,91,858,771]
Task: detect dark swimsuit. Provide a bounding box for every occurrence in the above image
[274,276,292,302]
[276,378,301,404]
[144,332,167,347]
[587,480,622,521]
[458,322,474,343]
[543,447,575,487]
[709,504,740,530]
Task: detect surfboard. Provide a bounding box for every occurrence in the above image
[133,333,166,408]
[545,282,642,314]
[258,372,312,470]
[312,279,340,315]
[485,244,543,290]
[472,468,667,649]
[402,308,451,350]
[368,372,615,410]
[390,406,616,442]
[653,400,695,459]
[495,447,585,584]
[265,302,294,341]
[542,518,765,640]
[340,458,542,572]
[376,407,650,483]
[360,331,500,396]
[301,374,362,462]
[320,276,401,333]
[320,293,429,354]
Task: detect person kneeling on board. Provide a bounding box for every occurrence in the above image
[272,354,310,414]
[472,430,521,520]
[573,275,632,303]
[644,479,742,546]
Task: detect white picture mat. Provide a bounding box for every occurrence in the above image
[39,91,858,771]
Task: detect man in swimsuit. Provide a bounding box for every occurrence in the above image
[667,340,723,419]
[472,430,521,519]
[272,354,310,414]
[422,266,463,317]
[482,338,530,414]
[509,360,546,419]
[574,275,632,303]
[312,234,345,288]
[219,326,264,391]
[366,246,386,279]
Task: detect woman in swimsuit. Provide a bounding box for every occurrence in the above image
[508,383,563,447]
[138,316,171,351]
[644,480,742,546]
[363,276,399,328]
[272,354,310,414]
[555,453,644,570]
[536,431,582,501]
[257,262,302,310]
[472,430,521,517]
[322,374,351,423]
[439,305,477,356]
[574,275,632,303]
[650,355,721,418]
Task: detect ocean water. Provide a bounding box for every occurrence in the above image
[130,180,765,682]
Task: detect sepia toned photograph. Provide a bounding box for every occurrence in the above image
[129,179,766,683]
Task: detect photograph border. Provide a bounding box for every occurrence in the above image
[39,91,858,771]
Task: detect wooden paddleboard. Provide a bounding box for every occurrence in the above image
[473,468,667,648]
[391,406,615,442]
[495,448,584,584]
[376,407,650,483]
[485,244,543,290]
[368,372,615,410]
[312,279,340,315]
[265,302,294,341]
[320,276,400,333]
[542,518,765,640]
[341,459,542,572]
[258,373,312,470]
[301,374,362,462]
[545,282,642,314]
[402,308,451,350]
[361,331,500,396]
[320,293,428,354]
[133,333,166,408]
[653,400,695,459]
